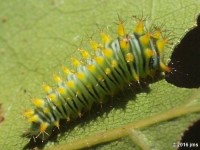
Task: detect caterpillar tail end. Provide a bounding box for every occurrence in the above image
[25,123,53,141]
[160,63,171,73]
[23,110,53,141]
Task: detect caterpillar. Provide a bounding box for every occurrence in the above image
[23,17,171,141]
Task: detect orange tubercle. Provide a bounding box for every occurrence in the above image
[160,63,171,73]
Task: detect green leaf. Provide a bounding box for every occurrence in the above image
[0,0,200,150]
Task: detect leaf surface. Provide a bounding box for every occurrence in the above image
[0,0,200,149]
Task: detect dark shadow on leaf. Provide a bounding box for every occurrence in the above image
[165,14,200,88]
[179,119,200,150]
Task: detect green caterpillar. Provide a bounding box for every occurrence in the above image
[24,17,171,140]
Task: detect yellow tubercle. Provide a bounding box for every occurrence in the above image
[105,68,111,75]
[156,39,168,53]
[79,48,90,59]
[53,74,62,84]
[28,115,39,123]
[144,48,154,58]
[32,98,45,108]
[23,109,34,118]
[111,60,118,68]
[133,73,139,81]
[54,121,60,129]
[101,32,111,44]
[125,53,134,63]
[48,93,57,101]
[118,21,125,36]
[134,21,145,35]
[94,56,104,66]
[58,87,65,95]
[66,80,75,88]
[140,33,150,46]
[42,84,52,93]
[103,48,113,58]
[43,107,50,114]
[62,66,72,75]
[71,57,81,68]
[48,93,61,106]
[87,64,96,73]
[152,30,162,39]
[76,72,85,80]
[119,39,129,50]
[90,40,100,51]
[39,122,49,133]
